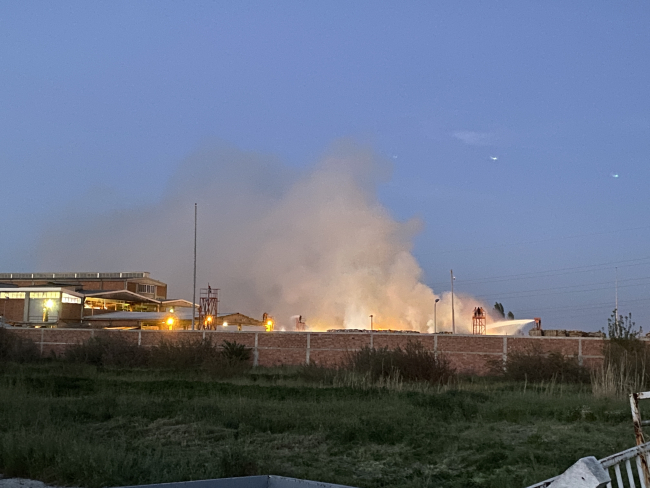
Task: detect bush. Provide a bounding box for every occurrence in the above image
[296,363,338,385]
[218,444,260,478]
[221,340,252,365]
[591,310,650,397]
[488,344,589,383]
[64,334,147,368]
[346,340,455,385]
[149,338,221,369]
[0,328,40,363]
[64,334,252,375]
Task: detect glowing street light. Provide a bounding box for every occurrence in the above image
[43,299,55,323]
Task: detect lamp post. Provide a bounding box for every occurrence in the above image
[434,298,440,333]
[369,314,373,332]
[192,203,197,331]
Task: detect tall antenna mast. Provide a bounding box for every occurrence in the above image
[451,269,455,334]
[615,266,619,324]
[192,203,197,331]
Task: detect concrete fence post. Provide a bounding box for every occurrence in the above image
[253,333,259,367]
[306,333,310,365]
[579,338,583,366]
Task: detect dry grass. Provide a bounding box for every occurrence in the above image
[592,356,648,398]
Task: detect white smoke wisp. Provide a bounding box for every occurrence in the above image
[35,140,488,331]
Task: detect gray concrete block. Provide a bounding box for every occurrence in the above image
[116,476,358,488]
[117,477,269,488]
[267,476,356,488]
[547,457,610,488]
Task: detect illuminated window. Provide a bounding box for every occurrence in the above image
[29,292,59,299]
[137,284,156,294]
[0,292,26,299]
[62,293,82,304]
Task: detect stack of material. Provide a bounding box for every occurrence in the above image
[528,329,606,338]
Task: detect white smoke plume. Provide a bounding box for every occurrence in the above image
[36,140,487,331]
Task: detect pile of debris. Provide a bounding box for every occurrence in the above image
[326,329,420,334]
[529,329,605,338]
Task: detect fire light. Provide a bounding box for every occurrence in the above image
[166,317,174,326]
[45,299,54,309]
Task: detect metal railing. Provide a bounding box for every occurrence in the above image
[526,441,650,488]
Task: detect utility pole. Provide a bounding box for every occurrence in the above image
[192,203,197,331]
[615,266,619,328]
[451,270,455,334]
[369,314,374,332]
[434,298,440,333]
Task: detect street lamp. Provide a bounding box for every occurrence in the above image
[434,298,440,333]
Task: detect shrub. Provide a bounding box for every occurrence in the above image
[488,344,589,383]
[346,340,455,385]
[64,334,147,368]
[63,335,252,375]
[218,444,259,478]
[220,340,252,365]
[0,328,41,363]
[591,310,650,397]
[149,338,221,370]
[296,363,338,385]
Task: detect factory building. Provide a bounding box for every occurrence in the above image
[0,272,192,328]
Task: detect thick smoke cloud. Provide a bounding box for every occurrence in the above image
[36,141,485,331]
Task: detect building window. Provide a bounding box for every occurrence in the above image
[62,293,82,304]
[0,292,26,299]
[29,292,59,299]
[137,284,156,294]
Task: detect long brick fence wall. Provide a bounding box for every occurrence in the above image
[7,328,607,374]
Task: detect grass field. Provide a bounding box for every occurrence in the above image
[0,361,640,488]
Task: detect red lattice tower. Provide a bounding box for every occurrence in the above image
[472,307,486,335]
[198,285,219,330]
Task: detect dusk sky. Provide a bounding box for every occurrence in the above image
[2,2,650,331]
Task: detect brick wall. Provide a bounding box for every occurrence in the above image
[6,329,607,374]
[1,299,25,322]
[59,303,83,322]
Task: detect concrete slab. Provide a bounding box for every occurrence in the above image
[547,457,610,488]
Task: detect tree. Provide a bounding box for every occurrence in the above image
[607,310,641,340]
[507,311,515,320]
[493,302,505,318]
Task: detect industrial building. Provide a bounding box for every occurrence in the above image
[0,272,193,328]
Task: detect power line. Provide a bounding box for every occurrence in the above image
[435,224,650,256]
[515,296,649,316]
[429,255,650,289]
[473,276,650,301]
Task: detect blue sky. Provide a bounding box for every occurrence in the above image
[2,2,649,331]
